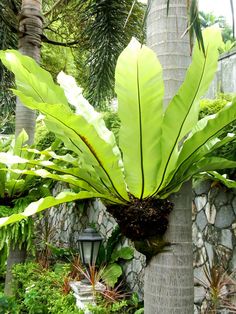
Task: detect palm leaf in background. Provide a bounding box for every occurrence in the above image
[81,0,145,107]
[0,0,20,134]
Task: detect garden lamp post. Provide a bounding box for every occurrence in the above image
[78,227,103,266]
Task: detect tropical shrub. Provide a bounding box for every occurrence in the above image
[0,28,235,256]
[199,93,234,119]
[9,260,142,314]
[11,262,82,314]
[199,93,236,182]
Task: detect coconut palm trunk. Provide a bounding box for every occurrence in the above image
[144,1,193,312]
[4,0,43,296]
[15,0,43,142]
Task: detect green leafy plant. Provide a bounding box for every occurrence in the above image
[198,93,236,182]
[199,93,235,119]
[12,261,82,314]
[219,40,236,53]
[0,131,52,267]
[0,28,235,256]
[0,292,19,314]
[97,226,134,287]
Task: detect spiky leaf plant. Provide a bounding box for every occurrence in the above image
[0,28,235,247]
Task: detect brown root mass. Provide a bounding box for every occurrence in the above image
[107,197,174,241]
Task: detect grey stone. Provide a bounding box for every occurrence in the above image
[196,210,208,231]
[193,247,207,267]
[98,211,104,225]
[193,180,211,195]
[194,305,200,314]
[194,196,207,211]
[192,224,199,247]
[133,260,143,274]
[220,229,233,249]
[233,197,236,215]
[215,205,235,228]
[205,203,216,225]
[194,286,206,304]
[214,190,228,207]
[194,267,206,284]
[205,242,214,263]
[195,231,204,248]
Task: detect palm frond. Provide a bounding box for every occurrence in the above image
[81,0,145,108]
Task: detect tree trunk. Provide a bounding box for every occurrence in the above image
[147,0,190,106]
[144,182,193,313]
[144,1,193,312]
[4,245,27,296]
[15,0,43,143]
[4,0,43,296]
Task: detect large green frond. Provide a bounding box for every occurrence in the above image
[0,190,121,228]
[115,38,164,198]
[0,51,129,202]
[156,28,222,192]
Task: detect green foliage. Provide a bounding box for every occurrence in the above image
[0,292,19,314]
[1,29,236,237]
[199,93,234,118]
[35,118,56,150]
[102,110,120,143]
[199,11,235,43]
[12,262,81,314]
[88,300,128,314]
[219,40,236,53]
[199,93,236,179]
[0,131,52,267]
[0,0,19,134]
[9,261,142,314]
[97,227,134,287]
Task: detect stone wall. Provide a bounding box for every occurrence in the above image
[193,180,236,313]
[36,184,88,249]
[43,182,236,308]
[206,49,236,98]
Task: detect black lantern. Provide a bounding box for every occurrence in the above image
[78,228,103,266]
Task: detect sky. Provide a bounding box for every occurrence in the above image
[138,0,236,26]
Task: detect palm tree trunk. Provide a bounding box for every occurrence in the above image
[147,0,190,106]
[4,0,43,296]
[15,0,43,143]
[230,0,235,38]
[144,182,193,313]
[144,1,193,312]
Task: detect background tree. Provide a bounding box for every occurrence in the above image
[4,0,43,296]
[199,11,235,43]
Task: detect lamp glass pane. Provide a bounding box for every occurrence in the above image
[82,242,92,265]
[91,241,101,265]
